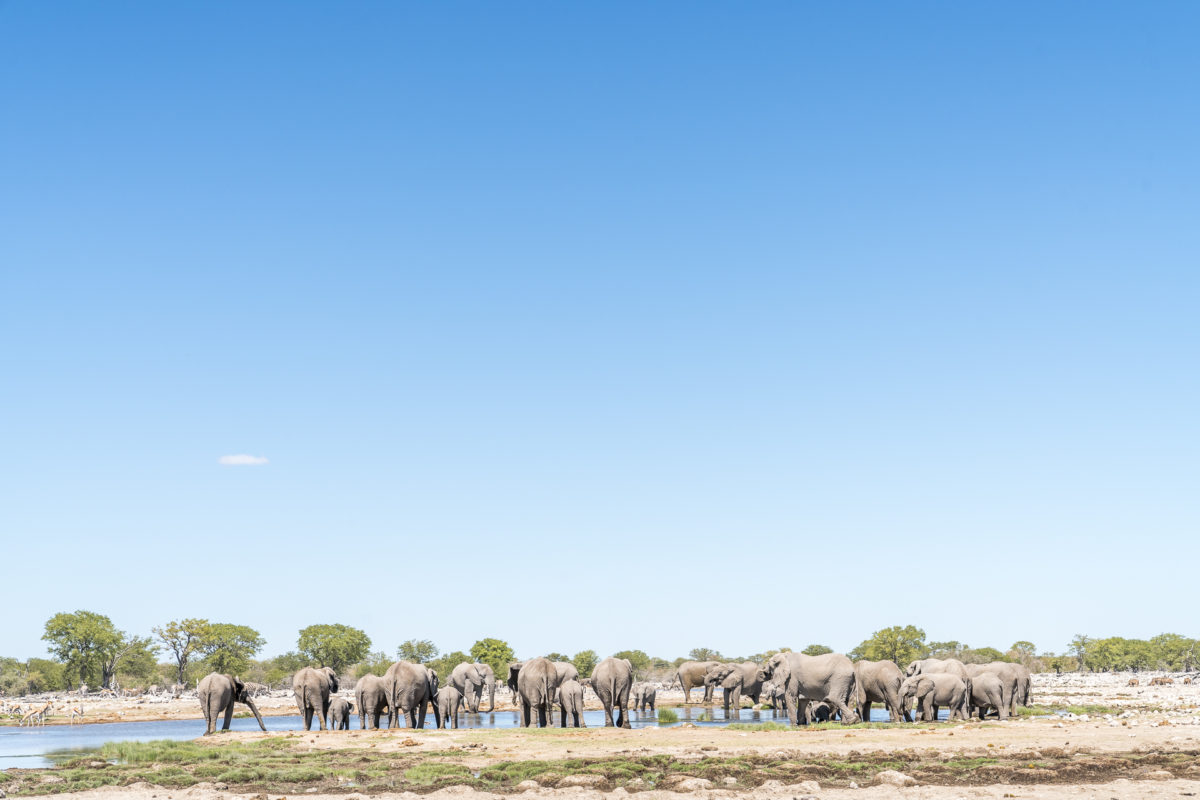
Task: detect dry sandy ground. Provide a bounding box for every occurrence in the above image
[13,672,1200,799]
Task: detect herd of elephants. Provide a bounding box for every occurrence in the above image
[196,653,1034,735]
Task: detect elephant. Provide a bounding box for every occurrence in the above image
[966,662,1020,717]
[292,666,339,731]
[448,662,497,712]
[630,681,657,712]
[703,664,747,713]
[557,678,586,727]
[703,661,763,711]
[354,674,390,729]
[854,659,911,723]
[328,696,353,730]
[437,685,464,728]
[900,674,968,722]
[383,660,440,729]
[672,661,720,703]
[966,671,1007,720]
[905,658,972,720]
[756,652,859,726]
[513,657,560,727]
[806,701,834,722]
[554,661,580,686]
[592,657,634,728]
[506,660,525,697]
[761,680,786,715]
[197,673,266,735]
[1013,663,1032,707]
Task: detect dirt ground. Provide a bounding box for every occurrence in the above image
[8,672,1200,799]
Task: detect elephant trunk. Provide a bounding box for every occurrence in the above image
[244,696,267,731]
[486,675,496,712]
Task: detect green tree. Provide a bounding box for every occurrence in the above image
[927,641,966,658]
[572,649,599,677]
[470,638,515,681]
[961,646,1008,664]
[688,647,724,662]
[153,618,211,686]
[43,610,153,689]
[353,651,397,679]
[850,625,928,666]
[427,650,472,682]
[544,652,570,663]
[261,651,309,687]
[1150,633,1197,671]
[1069,634,1091,671]
[801,644,833,656]
[396,639,439,664]
[297,624,372,672]
[202,623,265,676]
[613,650,652,675]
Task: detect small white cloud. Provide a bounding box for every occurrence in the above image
[218,454,269,466]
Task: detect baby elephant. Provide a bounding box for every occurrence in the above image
[900,674,968,722]
[968,672,1008,720]
[437,686,464,729]
[631,681,656,712]
[328,696,354,730]
[557,679,586,728]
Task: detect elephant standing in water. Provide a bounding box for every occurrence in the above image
[854,660,911,723]
[437,686,464,728]
[756,652,859,726]
[672,660,720,703]
[197,673,266,735]
[511,657,560,727]
[354,674,389,729]
[292,667,339,731]
[703,661,764,712]
[905,658,972,720]
[900,674,968,721]
[557,679,586,727]
[449,662,497,713]
[630,682,656,712]
[592,657,634,728]
[328,696,353,729]
[384,661,440,729]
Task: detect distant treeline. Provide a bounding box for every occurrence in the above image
[1,612,1194,696]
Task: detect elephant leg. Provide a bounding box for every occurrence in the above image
[862,700,872,723]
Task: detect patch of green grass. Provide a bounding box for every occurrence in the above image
[657,707,679,724]
[726,721,790,731]
[1015,704,1116,717]
[404,763,476,785]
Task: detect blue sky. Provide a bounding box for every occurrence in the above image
[2,1,1197,663]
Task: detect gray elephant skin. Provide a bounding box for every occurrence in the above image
[756,652,859,725]
[592,656,634,728]
[966,671,1008,719]
[384,660,440,729]
[292,666,339,731]
[511,657,560,727]
[703,661,763,712]
[630,681,656,712]
[354,674,390,729]
[854,659,911,723]
[900,673,968,721]
[437,685,464,728]
[449,662,497,712]
[328,696,353,730]
[905,658,972,720]
[557,678,586,727]
[965,662,1020,717]
[197,673,266,735]
[672,660,720,703]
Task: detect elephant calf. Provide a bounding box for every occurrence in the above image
[558,679,586,728]
[436,686,463,729]
[328,696,353,730]
[630,681,656,712]
[900,674,968,722]
[968,672,1008,720]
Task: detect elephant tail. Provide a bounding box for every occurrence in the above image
[845,671,859,721]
